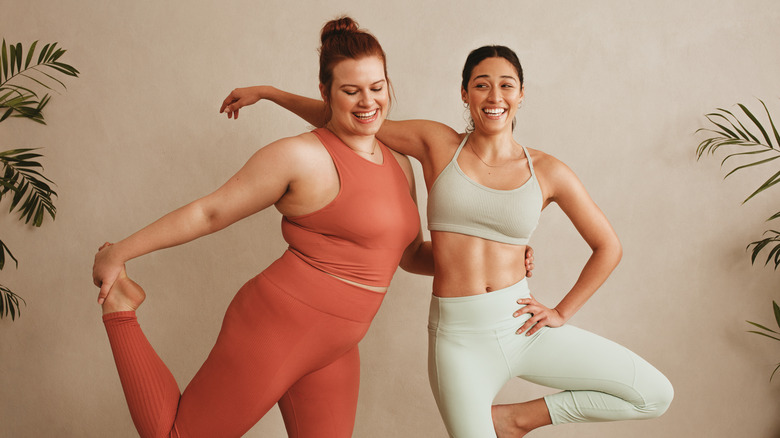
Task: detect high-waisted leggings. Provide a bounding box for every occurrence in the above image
[103,250,385,438]
[428,278,674,438]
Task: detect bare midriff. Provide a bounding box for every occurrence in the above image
[326,273,389,293]
[431,231,527,297]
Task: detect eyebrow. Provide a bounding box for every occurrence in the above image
[339,79,387,88]
[473,74,517,82]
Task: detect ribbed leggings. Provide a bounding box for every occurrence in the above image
[428,278,674,438]
[103,251,385,438]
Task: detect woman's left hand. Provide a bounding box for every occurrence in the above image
[513,295,565,336]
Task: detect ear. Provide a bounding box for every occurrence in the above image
[461,87,468,104]
[319,83,329,104]
[519,84,525,101]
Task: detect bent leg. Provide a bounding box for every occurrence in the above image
[103,276,182,438]
[278,346,361,438]
[104,270,373,438]
[512,325,674,424]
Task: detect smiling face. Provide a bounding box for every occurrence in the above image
[321,56,389,138]
[461,57,524,135]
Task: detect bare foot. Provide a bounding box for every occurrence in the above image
[101,267,146,315]
[493,404,530,438]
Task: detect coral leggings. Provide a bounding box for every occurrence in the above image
[103,251,385,438]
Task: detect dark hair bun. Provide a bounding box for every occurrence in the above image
[321,16,360,44]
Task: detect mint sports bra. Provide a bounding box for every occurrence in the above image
[426,134,543,245]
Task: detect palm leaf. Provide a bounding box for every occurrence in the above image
[0,40,79,123]
[0,148,57,226]
[747,320,779,334]
[0,285,26,320]
[759,99,780,149]
[747,230,780,268]
[0,238,18,270]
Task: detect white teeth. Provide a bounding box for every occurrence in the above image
[354,109,378,119]
[484,108,505,115]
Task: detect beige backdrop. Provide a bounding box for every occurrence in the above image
[2,0,779,437]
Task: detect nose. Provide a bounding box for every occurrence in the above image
[359,91,375,107]
[487,87,501,103]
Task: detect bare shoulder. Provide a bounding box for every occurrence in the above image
[526,147,575,180]
[253,132,329,165]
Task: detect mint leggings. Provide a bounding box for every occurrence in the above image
[427,279,673,438]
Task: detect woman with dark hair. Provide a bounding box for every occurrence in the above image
[223,44,673,437]
[93,17,433,438]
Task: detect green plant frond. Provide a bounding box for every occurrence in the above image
[36,69,67,91]
[2,40,8,83]
[747,231,780,268]
[721,148,775,167]
[768,211,780,221]
[771,363,780,381]
[705,113,741,140]
[0,40,79,123]
[773,301,780,329]
[715,108,760,143]
[759,99,780,149]
[17,71,55,92]
[723,155,780,179]
[742,169,780,204]
[0,285,26,320]
[747,320,779,334]
[0,107,12,122]
[0,148,57,226]
[0,238,18,270]
[23,40,37,69]
[739,103,774,147]
[1,83,39,98]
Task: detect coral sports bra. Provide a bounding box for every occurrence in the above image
[427,134,543,245]
[282,128,420,287]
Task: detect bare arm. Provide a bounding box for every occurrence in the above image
[398,166,434,276]
[221,86,327,127]
[219,86,459,163]
[515,153,621,335]
[92,137,303,302]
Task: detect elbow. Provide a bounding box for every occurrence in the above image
[190,200,224,235]
[592,235,622,269]
[399,252,416,274]
[613,239,623,266]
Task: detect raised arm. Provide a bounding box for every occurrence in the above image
[222,86,328,128]
[92,137,305,303]
[219,86,459,164]
[515,152,621,335]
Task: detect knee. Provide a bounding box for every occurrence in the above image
[640,374,674,419]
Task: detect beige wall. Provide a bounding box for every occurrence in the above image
[2,0,779,436]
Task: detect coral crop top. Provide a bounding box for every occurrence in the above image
[281,128,420,286]
[427,134,543,245]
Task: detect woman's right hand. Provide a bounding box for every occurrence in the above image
[220,86,267,119]
[93,242,126,305]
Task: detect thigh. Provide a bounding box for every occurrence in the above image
[278,346,361,438]
[174,274,369,437]
[511,324,668,405]
[429,328,509,438]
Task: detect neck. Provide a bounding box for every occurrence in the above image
[467,129,520,159]
[326,122,378,154]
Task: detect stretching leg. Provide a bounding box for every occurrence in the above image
[103,271,373,438]
[102,272,182,438]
